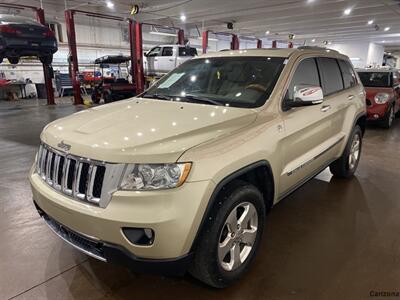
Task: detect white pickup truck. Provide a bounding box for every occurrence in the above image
[144,44,198,76]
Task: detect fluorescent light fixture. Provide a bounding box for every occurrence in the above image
[106,1,114,8]
[384,27,390,31]
[350,57,361,61]
[180,14,186,22]
[150,31,177,37]
[368,20,374,25]
[344,8,352,15]
[265,30,270,35]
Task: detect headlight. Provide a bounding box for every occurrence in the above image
[374,93,390,104]
[119,163,192,191]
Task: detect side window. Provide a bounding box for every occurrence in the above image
[147,47,161,57]
[317,58,344,95]
[162,47,173,56]
[287,57,320,101]
[179,47,198,56]
[338,60,357,89]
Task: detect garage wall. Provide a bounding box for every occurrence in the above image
[329,42,384,68]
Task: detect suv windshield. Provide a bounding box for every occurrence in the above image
[143,56,286,108]
[358,72,392,88]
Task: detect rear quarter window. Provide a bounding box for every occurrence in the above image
[338,60,357,89]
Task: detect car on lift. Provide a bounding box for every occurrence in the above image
[143,44,198,76]
[0,14,57,65]
[91,55,136,104]
[357,68,400,128]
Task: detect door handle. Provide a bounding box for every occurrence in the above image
[347,95,355,100]
[169,59,174,62]
[321,105,331,112]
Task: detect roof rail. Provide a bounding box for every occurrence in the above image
[297,46,339,53]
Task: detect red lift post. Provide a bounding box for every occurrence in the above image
[272,40,277,48]
[0,3,55,104]
[202,30,240,54]
[64,10,146,104]
[257,39,262,49]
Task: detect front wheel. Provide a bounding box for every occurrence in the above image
[329,125,362,178]
[382,105,395,128]
[39,54,53,65]
[189,181,265,288]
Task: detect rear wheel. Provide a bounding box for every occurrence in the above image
[39,54,53,65]
[189,181,265,288]
[7,57,19,64]
[329,125,362,178]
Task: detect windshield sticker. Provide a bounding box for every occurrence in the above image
[158,73,185,89]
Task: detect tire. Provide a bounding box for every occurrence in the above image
[39,54,53,65]
[329,125,362,178]
[381,105,395,129]
[0,56,3,64]
[189,181,265,288]
[7,57,19,64]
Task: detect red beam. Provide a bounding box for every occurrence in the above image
[272,40,277,48]
[257,39,262,49]
[36,8,55,105]
[231,34,239,50]
[178,29,185,45]
[71,10,125,21]
[64,10,82,105]
[132,21,144,94]
[202,31,208,54]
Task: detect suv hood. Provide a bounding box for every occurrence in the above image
[41,98,257,163]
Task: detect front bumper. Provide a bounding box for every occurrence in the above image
[367,102,390,121]
[34,201,193,275]
[30,169,214,263]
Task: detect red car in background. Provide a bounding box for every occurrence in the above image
[357,68,400,128]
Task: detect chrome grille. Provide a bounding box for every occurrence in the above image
[36,144,108,206]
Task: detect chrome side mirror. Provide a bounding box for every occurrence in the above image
[293,85,324,105]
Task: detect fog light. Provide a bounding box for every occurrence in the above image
[122,228,154,246]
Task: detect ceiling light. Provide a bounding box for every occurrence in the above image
[344,8,352,15]
[180,14,186,22]
[384,27,390,31]
[150,31,177,37]
[311,38,316,42]
[106,1,114,8]
[382,40,386,43]
[265,30,270,35]
[367,20,374,25]
[307,0,315,3]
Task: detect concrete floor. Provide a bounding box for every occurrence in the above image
[1,100,400,300]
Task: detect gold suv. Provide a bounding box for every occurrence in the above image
[30,47,366,288]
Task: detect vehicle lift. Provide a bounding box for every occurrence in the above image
[64,10,186,105]
[0,3,55,105]
[201,30,262,54]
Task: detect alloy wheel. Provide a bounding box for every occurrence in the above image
[348,133,361,170]
[218,202,258,272]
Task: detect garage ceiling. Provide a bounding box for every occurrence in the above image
[2,0,400,49]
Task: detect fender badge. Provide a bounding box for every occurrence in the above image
[57,141,71,152]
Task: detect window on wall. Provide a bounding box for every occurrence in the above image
[287,57,320,101]
[338,60,357,89]
[317,58,344,95]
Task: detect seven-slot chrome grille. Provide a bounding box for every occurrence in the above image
[36,144,107,206]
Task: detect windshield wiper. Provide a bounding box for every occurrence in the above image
[142,93,172,100]
[179,94,224,106]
